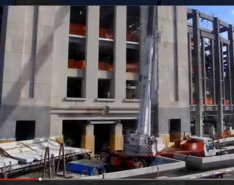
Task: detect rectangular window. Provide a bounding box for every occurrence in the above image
[126,48,139,73]
[98,79,112,98]
[99,43,114,72]
[99,6,114,39]
[127,6,140,42]
[169,119,181,142]
[70,6,87,36]
[126,80,139,99]
[15,121,35,141]
[169,119,181,132]
[68,42,86,69]
[67,77,83,98]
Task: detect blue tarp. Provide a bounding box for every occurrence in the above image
[67,159,106,176]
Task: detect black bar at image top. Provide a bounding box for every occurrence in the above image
[5,0,161,5]
[0,0,233,5]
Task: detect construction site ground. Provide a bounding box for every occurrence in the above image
[14,168,234,180]
[12,159,234,180]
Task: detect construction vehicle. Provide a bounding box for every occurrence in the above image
[159,136,216,158]
[123,6,165,158]
[99,6,165,170]
[159,130,234,159]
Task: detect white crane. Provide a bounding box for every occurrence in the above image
[124,6,165,157]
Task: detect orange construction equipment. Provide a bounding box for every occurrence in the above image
[68,60,114,72]
[126,63,139,73]
[68,59,86,69]
[224,99,230,105]
[99,28,114,39]
[221,130,232,138]
[70,24,86,36]
[100,150,148,170]
[159,136,216,158]
[98,62,113,72]
[192,98,196,105]
[205,98,213,105]
[127,31,140,42]
[193,98,214,105]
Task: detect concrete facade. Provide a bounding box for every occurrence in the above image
[0,6,190,152]
[157,7,190,139]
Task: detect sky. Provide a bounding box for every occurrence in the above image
[190,6,234,25]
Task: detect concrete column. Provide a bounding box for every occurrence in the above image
[110,123,123,151]
[192,10,203,137]
[85,6,99,99]
[156,6,190,145]
[50,115,63,137]
[114,6,126,100]
[214,17,224,138]
[158,133,170,147]
[81,124,95,157]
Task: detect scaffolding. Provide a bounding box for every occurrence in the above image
[187,9,234,138]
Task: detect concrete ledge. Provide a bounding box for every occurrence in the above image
[174,153,234,170]
[95,98,115,102]
[64,97,86,102]
[123,99,140,103]
[79,157,185,179]
[105,159,185,179]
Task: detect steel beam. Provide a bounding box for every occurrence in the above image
[228,25,234,107]
[201,37,206,105]
[193,10,203,136]
[214,17,224,138]
[211,39,216,105]
[226,44,232,105]
[220,37,230,44]
[220,26,228,33]
[220,19,229,28]
[199,11,214,22]
[200,30,215,40]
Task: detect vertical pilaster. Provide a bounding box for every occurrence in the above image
[82,124,95,157]
[110,123,123,151]
[114,6,127,100]
[85,6,99,99]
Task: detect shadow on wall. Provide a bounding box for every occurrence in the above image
[0,7,69,137]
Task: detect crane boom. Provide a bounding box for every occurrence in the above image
[137,32,155,136]
[124,6,164,157]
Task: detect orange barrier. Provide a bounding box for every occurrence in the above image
[68,59,86,69]
[192,98,231,105]
[127,31,139,42]
[99,62,113,72]
[99,28,113,39]
[68,60,114,71]
[222,130,232,138]
[205,98,213,105]
[70,24,86,36]
[192,98,196,105]
[193,98,214,105]
[224,99,230,105]
[126,63,139,73]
